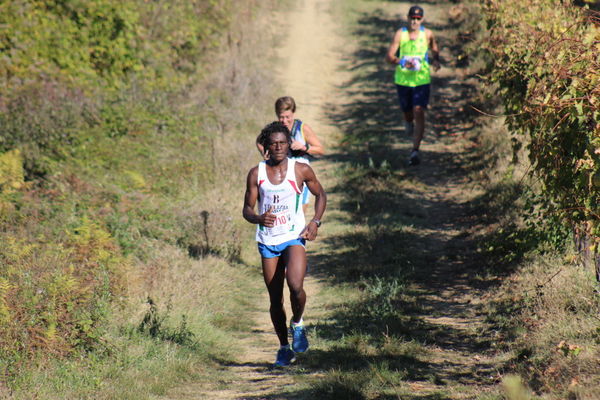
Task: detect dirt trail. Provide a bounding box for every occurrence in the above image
[166,0,498,398]
[163,1,347,399]
[275,0,346,157]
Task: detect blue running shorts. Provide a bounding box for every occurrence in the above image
[258,238,306,258]
[396,84,430,113]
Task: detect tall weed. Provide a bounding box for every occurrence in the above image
[486,254,600,399]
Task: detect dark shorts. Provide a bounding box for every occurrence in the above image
[258,238,306,258]
[396,84,430,113]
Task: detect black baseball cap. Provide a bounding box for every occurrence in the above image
[408,5,424,19]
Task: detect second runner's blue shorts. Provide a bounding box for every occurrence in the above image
[396,84,430,113]
[301,185,310,205]
[258,238,306,258]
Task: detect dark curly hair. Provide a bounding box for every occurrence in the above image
[257,121,292,149]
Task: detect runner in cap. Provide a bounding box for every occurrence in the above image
[385,4,440,166]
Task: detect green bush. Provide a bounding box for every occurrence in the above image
[0,217,128,379]
[0,81,98,177]
[0,0,140,88]
[481,0,599,241]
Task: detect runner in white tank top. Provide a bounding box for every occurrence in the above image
[243,122,327,367]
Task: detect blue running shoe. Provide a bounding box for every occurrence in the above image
[273,346,295,367]
[290,321,309,353]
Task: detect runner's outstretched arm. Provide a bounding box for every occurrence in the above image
[427,29,441,71]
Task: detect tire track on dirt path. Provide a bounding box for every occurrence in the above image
[275,0,345,152]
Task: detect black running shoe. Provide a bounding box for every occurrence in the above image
[408,150,420,166]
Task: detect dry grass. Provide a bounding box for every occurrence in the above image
[488,254,600,399]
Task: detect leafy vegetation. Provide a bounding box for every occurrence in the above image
[481,0,599,249]
[476,2,600,398]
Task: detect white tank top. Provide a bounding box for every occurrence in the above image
[255,158,306,245]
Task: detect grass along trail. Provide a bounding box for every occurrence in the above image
[165,0,504,398]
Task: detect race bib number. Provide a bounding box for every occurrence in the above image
[401,56,422,71]
[265,208,292,237]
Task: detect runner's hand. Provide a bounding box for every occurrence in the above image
[300,221,318,241]
[260,206,276,227]
[432,59,441,72]
[290,139,305,151]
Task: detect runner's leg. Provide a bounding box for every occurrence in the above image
[283,245,307,323]
[397,85,414,124]
[413,105,425,150]
[262,256,289,346]
[412,84,430,150]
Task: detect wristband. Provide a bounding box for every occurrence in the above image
[305,143,310,153]
[311,218,321,227]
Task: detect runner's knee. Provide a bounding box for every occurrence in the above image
[287,282,305,299]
